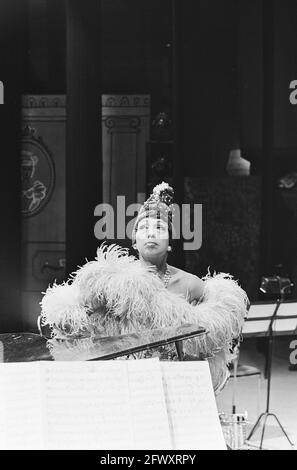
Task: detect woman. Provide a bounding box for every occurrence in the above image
[40,182,248,393]
[131,182,205,305]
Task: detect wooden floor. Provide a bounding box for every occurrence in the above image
[216,336,297,450]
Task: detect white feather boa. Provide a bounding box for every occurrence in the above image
[40,243,248,392]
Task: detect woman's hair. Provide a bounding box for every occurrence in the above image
[132,182,174,243]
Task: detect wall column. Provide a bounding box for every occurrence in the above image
[66,0,102,275]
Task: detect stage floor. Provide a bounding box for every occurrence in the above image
[216,336,297,450]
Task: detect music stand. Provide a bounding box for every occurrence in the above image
[34,321,207,362]
[246,277,296,450]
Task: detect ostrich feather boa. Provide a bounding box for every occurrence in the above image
[40,243,248,391]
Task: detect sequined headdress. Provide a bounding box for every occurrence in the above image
[132,182,175,241]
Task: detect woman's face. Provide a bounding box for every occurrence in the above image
[135,217,169,261]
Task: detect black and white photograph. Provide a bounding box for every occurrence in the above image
[0,0,297,454]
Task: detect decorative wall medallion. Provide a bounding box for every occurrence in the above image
[21,125,55,217]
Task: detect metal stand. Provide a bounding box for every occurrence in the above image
[247,294,295,449]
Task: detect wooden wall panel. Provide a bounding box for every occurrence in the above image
[21,93,150,330]
[21,95,66,331]
[102,94,150,208]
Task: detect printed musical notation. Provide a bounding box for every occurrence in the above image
[0,359,226,450]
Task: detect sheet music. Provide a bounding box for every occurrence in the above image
[0,362,43,449]
[242,319,270,335]
[0,378,5,448]
[40,359,171,449]
[40,361,135,449]
[248,303,277,318]
[277,302,297,317]
[160,361,226,450]
[0,359,226,450]
[273,319,297,333]
[274,302,297,333]
[126,360,172,449]
[243,302,297,335]
[243,303,275,335]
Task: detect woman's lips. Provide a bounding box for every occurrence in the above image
[145,241,158,247]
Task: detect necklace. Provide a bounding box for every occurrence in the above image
[157,264,171,288]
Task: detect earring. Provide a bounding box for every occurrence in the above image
[133,244,137,250]
[167,246,172,252]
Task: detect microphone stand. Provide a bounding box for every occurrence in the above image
[246,284,295,449]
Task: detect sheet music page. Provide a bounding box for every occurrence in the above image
[242,319,270,335]
[0,359,226,450]
[0,359,172,450]
[160,361,226,450]
[40,359,172,450]
[0,362,43,449]
[40,360,135,450]
[0,376,5,448]
[277,302,297,317]
[243,302,297,334]
[126,359,172,449]
[248,303,277,318]
[273,318,297,332]
[243,303,277,335]
[274,302,297,333]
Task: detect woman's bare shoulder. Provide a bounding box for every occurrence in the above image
[168,266,204,299]
[168,265,201,281]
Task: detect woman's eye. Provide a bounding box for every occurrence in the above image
[138,222,167,232]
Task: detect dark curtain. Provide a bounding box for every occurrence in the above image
[0,1,25,332]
